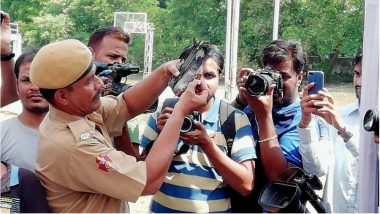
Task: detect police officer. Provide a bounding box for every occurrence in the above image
[30,39,208,212]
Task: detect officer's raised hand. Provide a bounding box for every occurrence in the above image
[175,79,208,116]
[155,59,181,79]
[123,59,181,118]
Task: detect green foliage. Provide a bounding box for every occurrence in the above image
[1,0,363,82]
[23,14,74,48]
[239,0,274,68]
[278,0,363,79]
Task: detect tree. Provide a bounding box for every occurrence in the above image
[2,0,364,81]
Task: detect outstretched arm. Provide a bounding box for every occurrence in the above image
[123,60,179,119]
[141,80,208,195]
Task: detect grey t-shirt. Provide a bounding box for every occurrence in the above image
[1,117,39,172]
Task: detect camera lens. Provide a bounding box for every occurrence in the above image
[363,109,379,134]
[181,116,193,133]
[246,75,268,96]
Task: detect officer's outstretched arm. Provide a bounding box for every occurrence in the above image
[122,60,180,119]
[141,80,207,195]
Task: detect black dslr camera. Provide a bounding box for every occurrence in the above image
[95,61,158,113]
[259,167,326,213]
[245,67,284,99]
[181,111,202,133]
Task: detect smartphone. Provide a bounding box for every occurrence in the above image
[308,71,324,95]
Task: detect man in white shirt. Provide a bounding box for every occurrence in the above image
[297,54,362,212]
[1,50,49,172]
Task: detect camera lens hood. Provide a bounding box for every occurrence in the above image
[246,75,268,96]
[363,109,379,134]
[181,116,194,133]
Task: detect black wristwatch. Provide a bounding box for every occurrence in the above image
[1,53,15,61]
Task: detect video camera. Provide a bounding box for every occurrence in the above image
[94,61,139,83]
[259,167,326,213]
[245,67,284,100]
[94,61,158,113]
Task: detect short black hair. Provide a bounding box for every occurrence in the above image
[353,53,362,66]
[261,39,307,74]
[180,40,224,74]
[14,49,39,79]
[88,27,130,51]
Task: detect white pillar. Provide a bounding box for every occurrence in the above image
[224,0,240,102]
[273,0,280,40]
[357,0,379,212]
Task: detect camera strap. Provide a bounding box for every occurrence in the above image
[161,98,189,155]
[219,100,236,157]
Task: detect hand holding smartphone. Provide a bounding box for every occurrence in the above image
[308,71,324,95]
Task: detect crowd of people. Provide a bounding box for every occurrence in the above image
[1,10,378,213]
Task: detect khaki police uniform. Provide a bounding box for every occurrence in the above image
[29,39,147,212]
[35,94,147,212]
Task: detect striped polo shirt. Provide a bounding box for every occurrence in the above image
[141,99,257,213]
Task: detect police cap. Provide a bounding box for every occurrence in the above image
[30,39,93,89]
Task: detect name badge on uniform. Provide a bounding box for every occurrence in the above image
[80,132,91,140]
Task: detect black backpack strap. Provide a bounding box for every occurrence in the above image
[160,97,190,155]
[145,97,179,153]
[219,100,236,157]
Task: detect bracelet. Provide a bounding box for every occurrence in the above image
[337,127,353,143]
[258,135,278,143]
[235,95,247,107]
[1,53,15,61]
